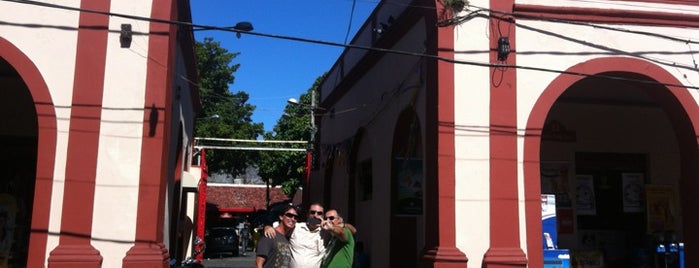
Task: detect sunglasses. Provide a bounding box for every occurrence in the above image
[309,210,324,216]
[284,213,299,220]
[325,216,336,221]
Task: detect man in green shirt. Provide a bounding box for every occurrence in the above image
[320,209,354,268]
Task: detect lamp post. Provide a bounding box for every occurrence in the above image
[287,89,317,205]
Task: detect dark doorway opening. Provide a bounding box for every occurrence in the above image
[571,152,651,268]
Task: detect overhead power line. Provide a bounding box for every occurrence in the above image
[195,137,307,144]
[4,0,699,91]
[194,145,307,152]
[344,0,358,44]
[194,137,308,152]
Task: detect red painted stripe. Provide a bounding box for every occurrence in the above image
[421,1,468,266]
[61,0,110,242]
[48,0,110,265]
[123,0,177,265]
[484,0,528,267]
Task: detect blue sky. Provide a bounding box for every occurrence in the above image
[190,1,378,132]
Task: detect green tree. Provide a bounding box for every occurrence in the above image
[257,75,324,192]
[195,37,264,176]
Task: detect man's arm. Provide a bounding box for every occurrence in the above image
[255,256,266,268]
[322,221,348,242]
[344,223,357,234]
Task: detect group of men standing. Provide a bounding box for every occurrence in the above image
[254,203,356,268]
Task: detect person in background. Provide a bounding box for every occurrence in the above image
[240,218,251,256]
[256,205,297,268]
[253,224,263,252]
[321,209,354,268]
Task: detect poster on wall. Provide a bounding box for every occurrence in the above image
[646,185,675,234]
[621,173,644,213]
[541,162,571,195]
[394,158,423,215]
[575,175,596,215]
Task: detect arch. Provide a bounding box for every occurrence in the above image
[347,127,367,224]
[390,107,424,267]
[0,37,57,266]
[523,57,699,267]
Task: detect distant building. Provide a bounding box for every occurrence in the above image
[206,183,296,216]
[313,1,699,267]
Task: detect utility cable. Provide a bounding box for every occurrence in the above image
[344,0,358,44]
[5,0,699,91]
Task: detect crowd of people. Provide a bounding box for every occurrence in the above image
[253,202,369,268]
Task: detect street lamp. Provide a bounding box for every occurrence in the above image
[193,21,254,38]
[287,90,317,205]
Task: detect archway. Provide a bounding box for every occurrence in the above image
[524,57,699,267]
[390,108,424,267]
[0,37,57,266]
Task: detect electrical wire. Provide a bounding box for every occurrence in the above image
[4,0,699,90]
[344,0,358,44]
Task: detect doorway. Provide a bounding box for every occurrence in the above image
[0,56,38,267]
[571,152,650,267]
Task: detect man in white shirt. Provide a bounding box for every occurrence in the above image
[288,203,328,268]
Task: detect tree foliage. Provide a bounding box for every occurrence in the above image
[194,37,264,176]
[257,75,324,190]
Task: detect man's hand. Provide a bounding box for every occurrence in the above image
[321,219,334,231]
[263,225,276,238]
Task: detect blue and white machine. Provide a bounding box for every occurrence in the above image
[542,194,570,268]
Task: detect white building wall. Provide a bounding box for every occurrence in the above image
[92,1,153,266]
[452,0,493,265]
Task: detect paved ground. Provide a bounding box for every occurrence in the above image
[201,250,256,268]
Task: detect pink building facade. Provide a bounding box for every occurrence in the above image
[0,0,199,266]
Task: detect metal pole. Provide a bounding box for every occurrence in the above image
[303,90,316,205]
[310,89,316,145]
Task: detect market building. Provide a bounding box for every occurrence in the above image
[0,0,199,267]
[311,0,699,267]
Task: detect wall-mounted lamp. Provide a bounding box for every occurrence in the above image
[497,36,510,61]
[120,24,132,48]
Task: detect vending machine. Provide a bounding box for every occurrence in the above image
[542,194,570,268]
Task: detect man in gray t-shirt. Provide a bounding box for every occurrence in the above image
[256,205,297,268]
[256,231,292,268]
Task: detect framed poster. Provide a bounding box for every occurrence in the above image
[621,173,644,213]
[575,175,596,215]
[394,158,423,215]
[541,161,571,194]
[646,185,675,233]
